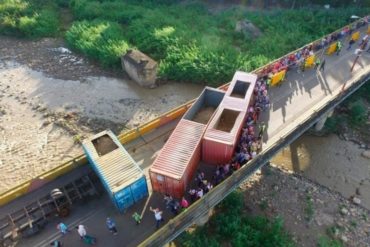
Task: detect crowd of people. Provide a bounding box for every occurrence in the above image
[169,76,272,215]
[259,16,369,80]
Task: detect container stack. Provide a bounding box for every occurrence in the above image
[82,130,148,212]
[149,87,225,198]
[202,71,257,164]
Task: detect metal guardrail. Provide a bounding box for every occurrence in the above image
[138,56,370,247]
[0,16,368,207]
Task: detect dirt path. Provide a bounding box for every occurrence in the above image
[0,37,203,193]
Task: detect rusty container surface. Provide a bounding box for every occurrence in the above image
[149,119,205,198]
[149,87,225,198]
[202,106,247,164]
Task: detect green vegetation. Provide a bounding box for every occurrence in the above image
[317,235,343,247]
[65,20,129,67]
[324,82,369,133]
[0,0,59,38]
[66,1,370,85]
[1,0,369,84]
[304,192,315,221]
[177,191,295,247]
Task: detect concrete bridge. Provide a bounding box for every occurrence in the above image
[0,22,369,247]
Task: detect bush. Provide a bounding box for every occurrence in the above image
[0,0,59,38]
[348,99,367,126]
[65,20,130,67]
[177,191,295,247]
[18,9,59,38]
[317,235,343,247]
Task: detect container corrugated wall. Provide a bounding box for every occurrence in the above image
[150,119,205,198]
[202,72,257,165]
[82,130,148,212]
[150,87,225,198]
[202,107,247,164]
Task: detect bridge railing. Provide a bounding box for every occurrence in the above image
[0,16,368,206]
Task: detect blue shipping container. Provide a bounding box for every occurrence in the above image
[82,130,149,212]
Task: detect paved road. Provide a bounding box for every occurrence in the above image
[4,28,370,247]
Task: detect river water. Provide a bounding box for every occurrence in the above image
[271,134,370,209]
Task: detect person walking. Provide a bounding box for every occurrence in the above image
[181,197,189,210]
[132,212,142,225]
[150,207,164,229]
[319,59,326,72]
[50,240,62,247]
[258,122,266,139]
[57,222,68,235]
[314,57,321,70]
[336,40,342,55]
[76,225,87,240]
[347,37,355,50]
[106,217,118,235]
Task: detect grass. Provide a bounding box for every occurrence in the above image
[65,20,129,67]
[317,235,343,247]
[304,193,315,221]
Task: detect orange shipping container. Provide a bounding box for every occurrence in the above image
[149,88,225,198]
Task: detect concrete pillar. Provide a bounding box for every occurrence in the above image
[314,110,334,131]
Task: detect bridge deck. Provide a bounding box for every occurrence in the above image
[2,29,370,247]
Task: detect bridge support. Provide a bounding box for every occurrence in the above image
[314,110,334,131]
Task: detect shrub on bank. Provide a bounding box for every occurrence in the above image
[178,191,295,247]
[0,0,59,38]
[65,20,130,67]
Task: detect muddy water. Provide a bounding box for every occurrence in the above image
[0,61,203,193]
[271,134,370,209]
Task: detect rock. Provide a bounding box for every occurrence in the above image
[361,150,370,159]
[356,188,361,195]
[352,197,361,205]
[340,235,348,243]
[235,19,262,38]
[42,120,51,127]
[340,207,348,215]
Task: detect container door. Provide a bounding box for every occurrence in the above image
[130,177,148,202]
[154,174,167,194]
[114,187,134,212]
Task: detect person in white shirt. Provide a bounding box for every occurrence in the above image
[76,225,86,239]
[150,207,164,229]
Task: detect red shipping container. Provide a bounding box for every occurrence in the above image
[149,119,205,198]
[149,87,225,198]
[202,71,257,165]
[202,107,247,164]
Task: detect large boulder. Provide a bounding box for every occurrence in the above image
[122,49,158,88]
[235,19,262,38]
